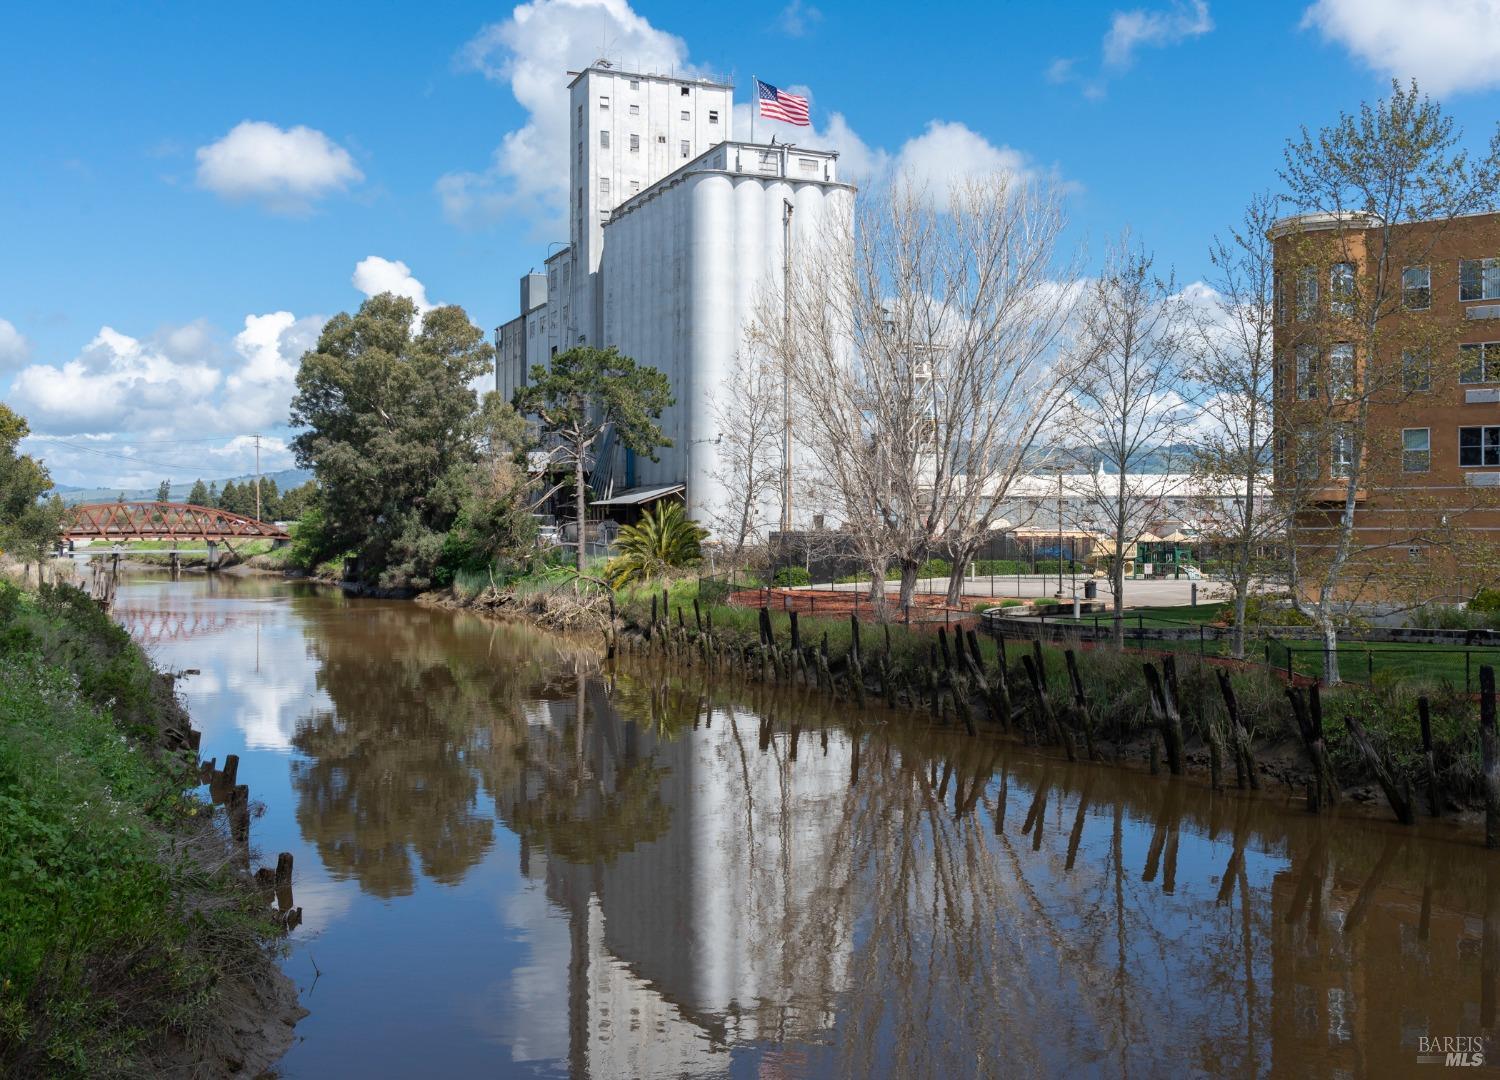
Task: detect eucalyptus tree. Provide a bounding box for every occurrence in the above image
[289,293,494,588]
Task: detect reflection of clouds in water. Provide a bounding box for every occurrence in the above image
[472,874,571,1063]
[288,877,357,937]
[228,671,325,752]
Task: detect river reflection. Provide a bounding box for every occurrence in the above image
[114,573,1500,1077]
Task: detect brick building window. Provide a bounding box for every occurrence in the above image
[1460,342,1500,384]
[1402,429,1430,473]
[1402,348,1431,393]
[1296,431,1319,483]
[1402,266,1430,310]
[1274,270,1286,325]
[1460,258,1500,301]
[1460,426,1500,467]
[1295,344,1318,400]
[1328,343,1355,399]
[1330,428,1356,478]
[1330,262,1355,316]
[1295,267,1318,320]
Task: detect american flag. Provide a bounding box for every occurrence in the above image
[755,78,810,126]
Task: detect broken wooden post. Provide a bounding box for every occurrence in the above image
[1483,666,1500,849]
[275,851,294,888]
[221,753,240,788]
[693,597,702,633]
[1418,696,1442,816]
[938,627,952,670]
[1286,686,1337,812]
[1142,662,1184,775]
[1215,669,1258,790]
[1063,649,1096,760]
[1022,652,1072,760]
[1343,714,1415,825]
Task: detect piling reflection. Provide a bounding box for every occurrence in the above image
[175,579,1500,1076]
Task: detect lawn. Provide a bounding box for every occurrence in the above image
[1268,638,1500,691]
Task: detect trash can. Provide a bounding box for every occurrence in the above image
[1084,580,1097,600]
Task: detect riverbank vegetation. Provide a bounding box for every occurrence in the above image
[590,574,1487,814]
[0,580,297,1076]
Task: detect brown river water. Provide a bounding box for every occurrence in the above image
[114,571,1500,1077]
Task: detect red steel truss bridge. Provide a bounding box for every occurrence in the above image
[114,607,245,645]
[61,502,291,543]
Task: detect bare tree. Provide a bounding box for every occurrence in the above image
[1277,80,1500,683]
[1059,238,1194,646]
[707,351,783,559]
[759,172,1081,613]
[1188,194,1283,658]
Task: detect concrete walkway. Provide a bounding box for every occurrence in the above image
[811,574,1231,608]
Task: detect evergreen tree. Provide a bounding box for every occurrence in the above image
[156,480,171,503]
[188,479,210,506]
[289,293,495,587]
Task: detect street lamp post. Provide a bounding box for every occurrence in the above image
[1055,468,1065,599]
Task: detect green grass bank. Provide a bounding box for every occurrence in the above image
[0,581,301,1077]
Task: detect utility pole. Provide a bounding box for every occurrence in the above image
[780,198,794,535]
[253,434,262,522]
[1055,467,1065,599]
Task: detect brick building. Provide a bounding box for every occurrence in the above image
[1270,209,1500,599]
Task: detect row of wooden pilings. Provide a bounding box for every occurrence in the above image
[611,592,1500,845]
[162,710,302,933]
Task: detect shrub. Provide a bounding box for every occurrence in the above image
[1000,598,1023,608]
[605,502,708,588]
[972,559,1028,576]
[1470,587,1500,613]
[773,566,812,587]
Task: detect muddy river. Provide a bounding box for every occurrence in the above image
[114,572,1499,1077]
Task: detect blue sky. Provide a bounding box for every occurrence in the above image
[3,0,1499,487]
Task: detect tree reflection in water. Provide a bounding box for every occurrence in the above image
[285,605,1500,1076]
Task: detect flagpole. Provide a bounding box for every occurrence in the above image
[751,74,756,144]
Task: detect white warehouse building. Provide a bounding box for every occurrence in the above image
[495,62,854,526]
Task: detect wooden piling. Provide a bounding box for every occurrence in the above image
[1142,662,1184,775]
[1215,669,1258,790]
[1418,696,1442,816]
[221,753,240,788]
[1482,666,1499,849]
[1343,714,1415,825]
[276,851,294,888]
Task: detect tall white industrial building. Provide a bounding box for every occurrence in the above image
[495,62,854,527]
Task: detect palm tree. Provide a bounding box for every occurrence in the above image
[604,501,707,587]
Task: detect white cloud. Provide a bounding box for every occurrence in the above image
[439,0,696,230]
[891,122,1042,205]
[10,317,318,486]
[10,255,452,486]
[778,0,823,37]
[1302,0,1500,95]
[1050,1,1212,97]
[196,120,363,213]
[0,317,30,368]
[443,0,1066,224]
[1103,0,1213,69]
[352,256,434,313]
